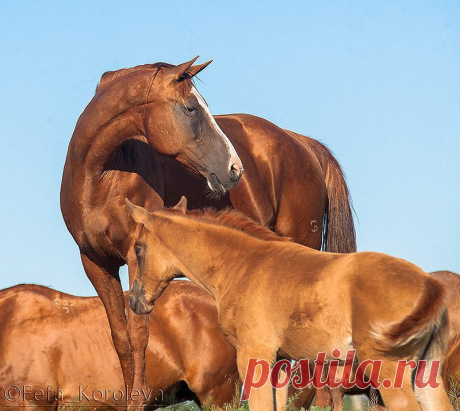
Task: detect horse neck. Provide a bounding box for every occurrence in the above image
[159,215,265,300]
[68,72,153,176]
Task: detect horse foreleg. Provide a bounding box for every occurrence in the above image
[81,254,134,391]
[275,374,289,411]
[237,349,276,411]
[127,253,150,407]
[127,310,149,404]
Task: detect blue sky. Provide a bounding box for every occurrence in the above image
[0,1,458,296]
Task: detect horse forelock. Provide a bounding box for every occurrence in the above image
[160,208,291,243]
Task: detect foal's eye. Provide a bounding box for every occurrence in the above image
[134,246,141,256]
[183,106,197,116]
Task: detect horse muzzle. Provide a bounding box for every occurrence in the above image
[208,167,244,194]
[129,281,153,315]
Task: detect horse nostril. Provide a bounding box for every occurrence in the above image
[230,163,242,182]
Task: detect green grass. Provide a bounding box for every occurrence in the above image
[55,380,460,411]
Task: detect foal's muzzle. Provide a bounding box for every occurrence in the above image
[129,280,153,315]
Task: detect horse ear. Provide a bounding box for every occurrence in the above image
[172,196,187,214]
[125,198,152,225]
[188,60,212,77]
[168,56,200,82]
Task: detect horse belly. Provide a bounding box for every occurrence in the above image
[279,290,353,361]
[281,324,353,362]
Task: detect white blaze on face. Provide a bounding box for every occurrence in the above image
[191,87,242,177]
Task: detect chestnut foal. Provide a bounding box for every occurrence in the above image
[127,198,451,411]
[308,270,460,411]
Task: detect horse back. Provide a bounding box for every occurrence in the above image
[0,285,120,407]
[215,114,327,246]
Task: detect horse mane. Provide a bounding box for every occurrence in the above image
[96,62,174,92]
[163,208,292,243]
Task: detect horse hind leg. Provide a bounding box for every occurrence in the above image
[373,360,421,410]
[414,310,453,411]
[353,343,421,410]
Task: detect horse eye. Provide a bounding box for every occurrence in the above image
[183,106,197,116]
[134,246,141,256]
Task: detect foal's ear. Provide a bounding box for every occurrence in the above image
[172,196,187,214]
[168,56,200,82]
[125,198,151,225]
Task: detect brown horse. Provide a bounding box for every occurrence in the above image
[127,198,451,411]
[430,271,460,394]
[0,281,238,410]
[60,57,355,404]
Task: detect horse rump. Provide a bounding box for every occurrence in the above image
[371,276,446,349]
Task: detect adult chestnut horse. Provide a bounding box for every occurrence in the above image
[431,271,460,392]
[0,281,238,410]
[127,198,451,411]
[60,57,355,405]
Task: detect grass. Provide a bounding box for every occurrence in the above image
[51,378,460,411]
[448,373,460,411]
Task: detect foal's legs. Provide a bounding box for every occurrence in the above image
[237,349,276,411]
[274,368,289,411]
[414,312,452,411]
[375,360,421,410]
[353,345,421,411]
[81,254,133,390]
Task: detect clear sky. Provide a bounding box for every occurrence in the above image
[0,1,458,296]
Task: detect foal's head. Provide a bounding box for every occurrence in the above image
[125,198,188,315]
[99,57,243,194]
[126,196,290,315]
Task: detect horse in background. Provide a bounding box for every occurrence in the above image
[430,271,460,395]
[60,57,355,406]
[0,281,238,410]
[127,198,451,411]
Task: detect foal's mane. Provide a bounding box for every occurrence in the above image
[162,208,292,243]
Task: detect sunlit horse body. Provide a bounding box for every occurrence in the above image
[60,57,355,404]
[315,270,460,410]
[430,271,460,392]
[0,281,238,410]
[127,198,451,411]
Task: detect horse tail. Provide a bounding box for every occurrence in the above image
[301,136,356,253]
[372,276,446,349]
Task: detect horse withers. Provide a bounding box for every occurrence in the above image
[127,198,451,411]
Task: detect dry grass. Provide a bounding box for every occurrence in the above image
[448,373,460,411]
